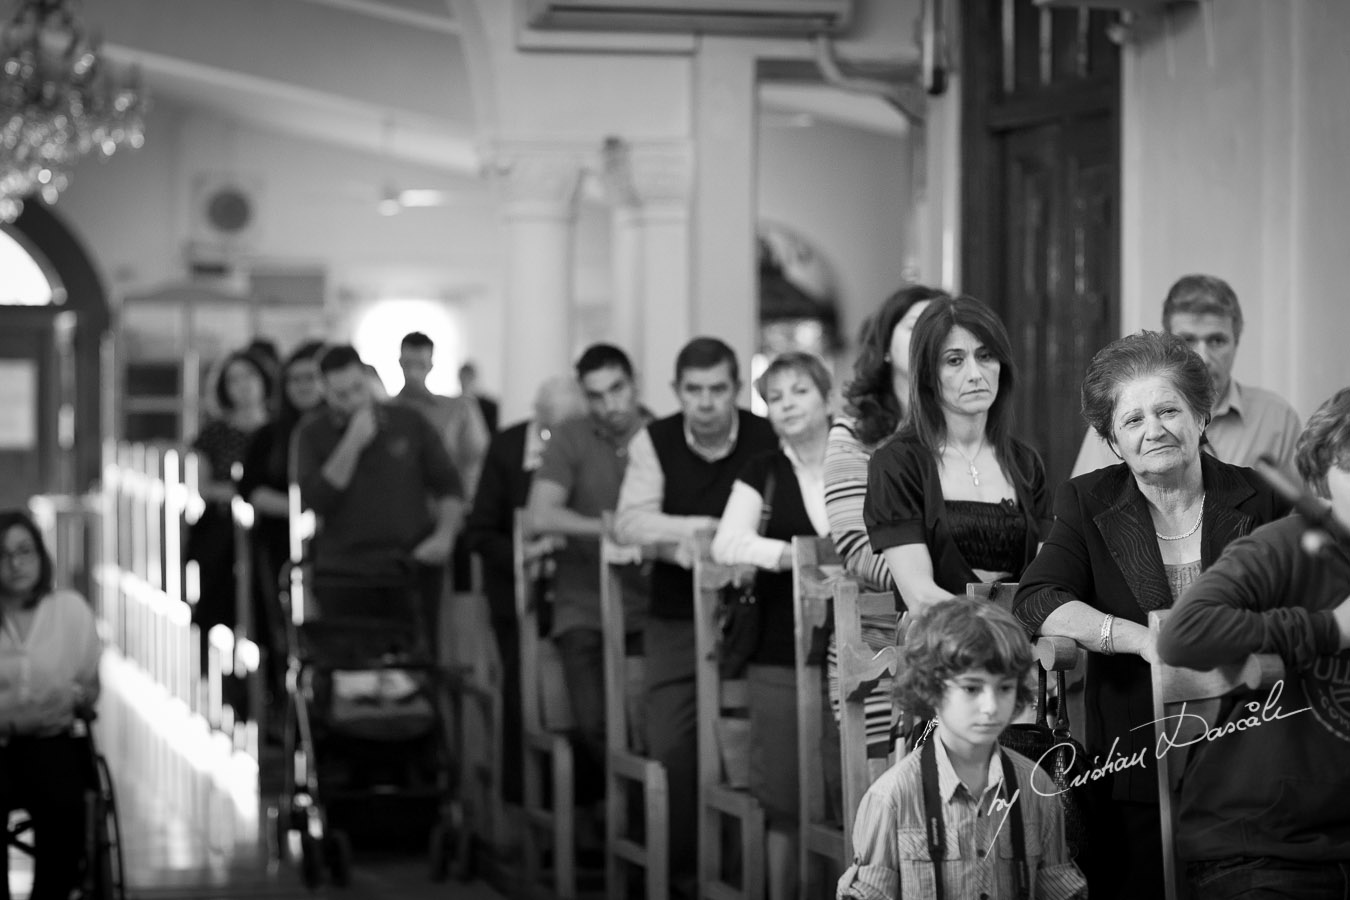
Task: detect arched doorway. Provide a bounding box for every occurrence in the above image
[0,203,110,507]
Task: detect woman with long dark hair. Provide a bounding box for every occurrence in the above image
[237,340,326,710]
[864,295,1052,613]
[0,510,101,900]
[822,285,948,763]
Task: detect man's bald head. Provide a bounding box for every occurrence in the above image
[534,375,586,431]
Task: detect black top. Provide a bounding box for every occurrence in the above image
[734,448,823,667]
[1012,454,1289,803]
[461,421,532,622]
[863,434,1052,606]
[945,499,1027,574]
[1158,514,1350,863]
[647,409,778,620]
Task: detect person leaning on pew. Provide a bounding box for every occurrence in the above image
[1157,386,1350,900]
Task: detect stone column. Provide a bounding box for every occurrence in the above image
[602,139,694,413]
[491,142,589,422]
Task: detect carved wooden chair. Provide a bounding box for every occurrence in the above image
[1148,609,1286,900]
[599,517,670,900]
[512,511,576,899]
[832,579,906,855]
[789,536,849,897]
[692,530,765,900]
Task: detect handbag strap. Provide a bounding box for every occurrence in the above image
[1035,666,1049,729]
[1054,668,1073,737]
[920,736,1029,900]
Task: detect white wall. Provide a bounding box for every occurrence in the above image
[55,100,507,392]
[1123,0,1350,417]
[757,115,912,361]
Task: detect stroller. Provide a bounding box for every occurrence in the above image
[273,566,469,888]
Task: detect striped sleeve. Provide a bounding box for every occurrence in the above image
[825,419,894,592]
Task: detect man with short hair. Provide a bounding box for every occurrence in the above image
[525,344,653,833]
[398,333,490,500]
[613,337,778,898]
[294,344,464,641]
[1071,274,1301,478]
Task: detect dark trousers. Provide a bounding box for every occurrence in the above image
[488,613,524,804]
[644,617,699,900]
[555,627,607,808]
[1189,858,1350,899]
[1086,785,1165,900]
[0,734,88,900]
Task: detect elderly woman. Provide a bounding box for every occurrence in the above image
[1156,387,1350,900]
[713,351,833,900]
[865,294,1052,614]
[1013,330,1289,900]
[0,510,102,900]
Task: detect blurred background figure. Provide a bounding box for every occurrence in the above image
[187,348,273,675]
[460,361,499,435]
[462,374,585,845]
[237,340,327,721]
[0,510,102,900]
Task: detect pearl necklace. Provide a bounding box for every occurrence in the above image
[1155,494,1205,541]
[947,437,985,486]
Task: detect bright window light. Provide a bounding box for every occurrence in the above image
[0,230,54,305]
[351,298,463,396]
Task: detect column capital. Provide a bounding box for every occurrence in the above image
[600,138,693,218]
[484,139,593,221]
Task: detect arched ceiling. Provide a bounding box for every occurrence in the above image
[28,0,486,174]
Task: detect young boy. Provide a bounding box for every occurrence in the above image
[837,599,1087,900]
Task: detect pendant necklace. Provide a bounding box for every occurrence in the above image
[948,437,985,486]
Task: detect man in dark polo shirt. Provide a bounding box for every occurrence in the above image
[525,343,652,844]
[294,344,464,644]
[614,337,777,898]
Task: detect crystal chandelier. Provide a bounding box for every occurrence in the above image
[0,0,148,222]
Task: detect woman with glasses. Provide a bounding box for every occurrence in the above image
[0,509,102,900]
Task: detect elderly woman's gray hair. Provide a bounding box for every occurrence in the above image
[1295,387,1350,499]
[1080,331,1213,443]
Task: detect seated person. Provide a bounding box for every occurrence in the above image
[1157,386,1350,900]
[838,598,1086,900]
[0,510,102,900]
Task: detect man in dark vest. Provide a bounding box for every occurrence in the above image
[614,337,777,899]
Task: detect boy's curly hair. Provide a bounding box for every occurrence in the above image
[895,598,1035,721]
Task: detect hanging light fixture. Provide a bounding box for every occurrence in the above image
[0,0,148,222]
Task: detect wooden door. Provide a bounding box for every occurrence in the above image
[0,309,57,510]
[962,0,1121,485]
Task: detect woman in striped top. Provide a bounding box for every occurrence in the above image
[823,285,948,750]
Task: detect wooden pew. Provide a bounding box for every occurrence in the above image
[692,531,766,900]
[832,580,903,856]
[512,512,576,899]
[599,522,670,900]
[789,536,849,898]
[1148,610,1285,900]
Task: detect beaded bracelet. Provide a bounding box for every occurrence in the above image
[1099,614,1116,655]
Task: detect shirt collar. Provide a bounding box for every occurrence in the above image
[683,413,739,462]
[934,734,1006,805]
[1211,379,1244,421]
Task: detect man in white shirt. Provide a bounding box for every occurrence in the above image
[613,337,777,899]
[1071,274,1301,479]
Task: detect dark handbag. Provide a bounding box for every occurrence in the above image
[714,471,775,680]
[998,666,1094,862]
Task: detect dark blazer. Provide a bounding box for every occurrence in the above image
[461,420,531,621]
[1013,454,1290,802]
